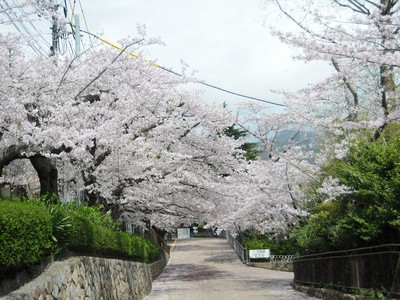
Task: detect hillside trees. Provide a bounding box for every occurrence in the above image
[219,0,400,241]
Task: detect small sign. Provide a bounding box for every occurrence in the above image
[177,228,190,239]
[249,249,270,259]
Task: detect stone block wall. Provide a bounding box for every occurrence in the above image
[3,255,167,300]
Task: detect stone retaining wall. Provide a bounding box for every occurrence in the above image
[2,255,167,300]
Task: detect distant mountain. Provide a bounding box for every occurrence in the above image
[258,129,318,159]
[274,129,316,151]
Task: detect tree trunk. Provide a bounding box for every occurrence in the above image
[30,157,58,200]
[0,145,26,177]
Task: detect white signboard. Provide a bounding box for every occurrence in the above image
[177,228,191,239]
[249,249,270,259]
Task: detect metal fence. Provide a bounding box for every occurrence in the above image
[222,231,247,263]
[150,228,171,256]
[293,244,400,297]
[270,255,295,262]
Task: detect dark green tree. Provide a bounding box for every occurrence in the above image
[224,125,259,161]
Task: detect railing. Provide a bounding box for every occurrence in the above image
[293,244,400,297]
[270,255,295,262]
[150,228,171,256]
[222,231,247,263]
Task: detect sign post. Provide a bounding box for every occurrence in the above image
[248,249,271,262]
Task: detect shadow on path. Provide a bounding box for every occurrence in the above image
[144,238,317,300]
[160,263,226,282]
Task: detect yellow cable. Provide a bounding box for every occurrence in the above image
[68,1,76,23]
[80,29,285,106]
[96,36,159,67]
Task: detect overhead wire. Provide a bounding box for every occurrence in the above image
[65,0,93,58]
[63,0,67,18]
[77,0,95,51]
[0,0,48,58]
[11,0,51,49]
[67,0,76,20]
[59,0,75,58]
[79,29,286,107]
[15,0,53,57]
[1,2,286,107]
[66,0,76,37]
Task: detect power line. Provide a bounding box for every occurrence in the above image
[79,29,286,107]
[63,0,93,58]
[11,0,51,48]
[0,1,48,58]
[76,0,95,51]
[1,1,285,108]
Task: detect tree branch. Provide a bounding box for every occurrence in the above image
[331,58,359,121]
[75,39,144,100]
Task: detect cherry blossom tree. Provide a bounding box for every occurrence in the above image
[215,103,319,236]
[0,5,261,230]
[221,0,400,240]
[268,0,400,138]
[0,1,346,234]
[209,0,400,237]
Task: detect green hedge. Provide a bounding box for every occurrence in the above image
[0,200,53,276]
[65,204,159,261]
[0,199,160,278]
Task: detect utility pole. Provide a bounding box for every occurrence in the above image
[74,14,81,59]
[50,0,59,56]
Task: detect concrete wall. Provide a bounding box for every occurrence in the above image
[2,255,167,300]
[247,261,293,272]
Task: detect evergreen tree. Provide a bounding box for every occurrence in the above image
[224,125,259,160]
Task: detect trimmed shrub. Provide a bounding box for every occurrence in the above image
[244,239,276,250]
[67,213,95,253]
[64,203,159,261]
[0,200,53,277]
[0,199,160,277]
[115,231,133,256]
[142,239,160,261]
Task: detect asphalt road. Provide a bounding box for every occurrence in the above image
[144,237,318,300]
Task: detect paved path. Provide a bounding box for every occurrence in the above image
[144,238,317,300]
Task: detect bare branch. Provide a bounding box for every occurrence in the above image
[75,39,144,100]
[333,0,371,14]
[331,59,359,121]
[273,0,336,44]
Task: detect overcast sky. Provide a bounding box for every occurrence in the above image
[5,0,333,110]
